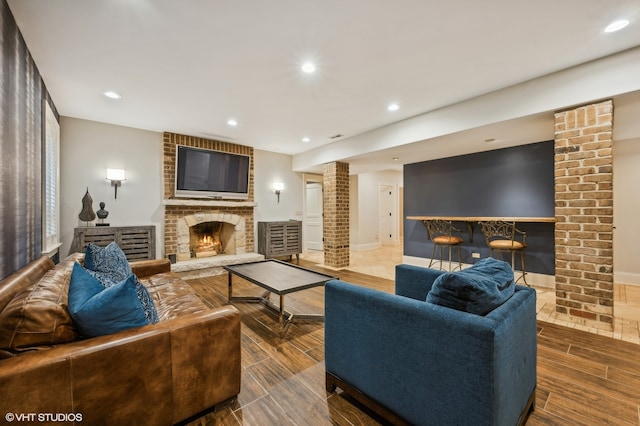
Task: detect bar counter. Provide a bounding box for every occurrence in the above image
[407,216,555,243]
[406,216,555,223]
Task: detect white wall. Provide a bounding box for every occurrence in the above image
[350,170,403,250]
[252,149,303,249]
[60,117,164,259]
[349,175,359,247]
[614,137,640,285]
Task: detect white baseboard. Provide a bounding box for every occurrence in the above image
[350,242,382,252]
[401,255,556,288]
[614,271,640,286]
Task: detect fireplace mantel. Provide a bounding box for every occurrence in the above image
[164,199,258,208]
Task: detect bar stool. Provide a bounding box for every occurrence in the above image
[480,220,528,285]
[425,220,464,271]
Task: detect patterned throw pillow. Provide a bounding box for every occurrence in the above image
[84,242,132,285]
[133,275,159,324]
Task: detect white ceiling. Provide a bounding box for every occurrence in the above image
[7,0,640,173]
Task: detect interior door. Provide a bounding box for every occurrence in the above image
[305,182,323,251]
[399,186,404,239]
[379,185,394,245]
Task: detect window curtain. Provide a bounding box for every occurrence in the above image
[0,0,54,280]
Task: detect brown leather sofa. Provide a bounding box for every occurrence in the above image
[0,254,241,425]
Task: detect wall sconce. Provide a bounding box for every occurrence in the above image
[273,182,284,203]
[106,168,126,199]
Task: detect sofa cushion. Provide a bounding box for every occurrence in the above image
[68,263,151,337]
[426,257,515,315]
[0,258,78,352]
[84,242,132,285]
[142,273,209,321]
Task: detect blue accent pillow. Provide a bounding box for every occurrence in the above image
[68,263,152,337]
[84,242,132,285]
[83,242,158,324]
[426,257,515,315]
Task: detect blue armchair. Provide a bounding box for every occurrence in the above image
[325,263,536,426]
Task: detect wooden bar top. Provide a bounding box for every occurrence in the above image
[406,216,555,223]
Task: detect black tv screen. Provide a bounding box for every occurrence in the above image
[175,145,250,200]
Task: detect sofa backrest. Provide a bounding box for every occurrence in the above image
[0,256,80,356]
[0,256,54,312]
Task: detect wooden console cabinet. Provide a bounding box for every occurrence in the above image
[70,225,156,261]
[258,221,302,262]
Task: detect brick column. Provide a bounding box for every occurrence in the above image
[323,162,350,268]
[554,100,614,331]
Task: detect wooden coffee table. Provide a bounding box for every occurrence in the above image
[224,259,335,336]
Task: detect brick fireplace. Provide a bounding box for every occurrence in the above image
[177,212,246,261]
[162,132,262,277]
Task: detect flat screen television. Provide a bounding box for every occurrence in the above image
[175,145,250,200]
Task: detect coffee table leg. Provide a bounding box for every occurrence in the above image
[228,272,233,302]
[278,295,296,337]
[279,294,285,330]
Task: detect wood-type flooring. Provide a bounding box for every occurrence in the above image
[183,260,640,425]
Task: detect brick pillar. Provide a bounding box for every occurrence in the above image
[554,100,614,331]
[323,162,350,268]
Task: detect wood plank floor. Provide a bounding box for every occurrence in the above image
[183,260,640,425]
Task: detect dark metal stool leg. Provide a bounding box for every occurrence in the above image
[518,250,528,286]
[428,243,438,268]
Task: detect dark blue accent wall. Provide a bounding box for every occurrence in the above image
[404,141,555,275]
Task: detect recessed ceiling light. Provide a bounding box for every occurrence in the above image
[392,157,399,161]
[484,138,496,143]
[388,103,399,111]
[301,62,316,73]
[227,119,238,126]
[103,91,122,99]
[605,19,629,33]
[302,137,310,143]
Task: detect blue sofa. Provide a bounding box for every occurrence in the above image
[325,263,536,426]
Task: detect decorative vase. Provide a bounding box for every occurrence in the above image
[78,188,96,223]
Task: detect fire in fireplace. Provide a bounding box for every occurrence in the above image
[173,211,245,262]
[190,222,227,258]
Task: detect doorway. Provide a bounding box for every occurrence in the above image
[378,184,394,246]
[304,180,323,251]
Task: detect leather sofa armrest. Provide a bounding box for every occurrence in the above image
[130,258,171,278]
